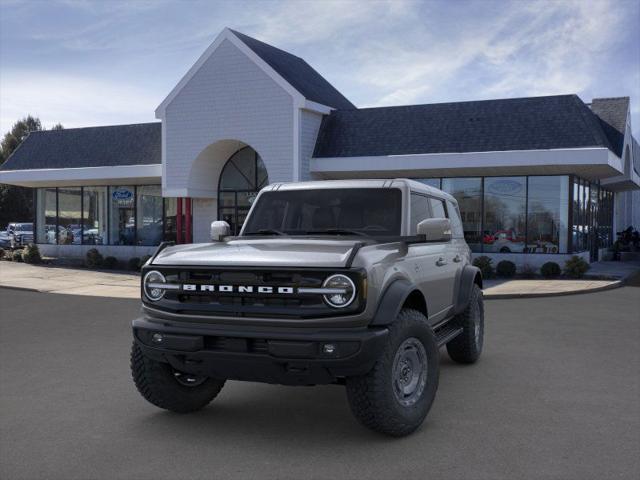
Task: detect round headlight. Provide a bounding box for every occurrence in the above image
[322,274,356,308]
[143,270,166,302]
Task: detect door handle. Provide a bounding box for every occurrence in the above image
[453,255,462,263]
[436,257,447,266]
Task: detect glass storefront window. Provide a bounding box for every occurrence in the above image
[527,176,569,254]
[35,185,176,247]
[442,178,482,252]
[36,188,57,244]
[483,177,526,253]
[136,186,163,246]
[57,187,82,245]
[82,187,107,245]
[109,186,136,245]
[416,178,441,189]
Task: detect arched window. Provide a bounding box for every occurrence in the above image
[218,147,268,234]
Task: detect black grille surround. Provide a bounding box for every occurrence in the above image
[141,266,366,319]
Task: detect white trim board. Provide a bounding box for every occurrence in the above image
[310,148,625,181]
[0,164,161,187]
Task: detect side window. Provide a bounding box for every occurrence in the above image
[446,200,464,238]
[429,198,447,219]
[410,193,431,234]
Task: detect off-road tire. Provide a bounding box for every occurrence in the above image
[345,309,439,437]
[131,342,225,413]
[446,284,484,364]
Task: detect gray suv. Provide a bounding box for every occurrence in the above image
[131,179,484,436]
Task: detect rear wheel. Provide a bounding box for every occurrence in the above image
[447,284,484,364]
[345,309,439,436]
[130,342,225,413]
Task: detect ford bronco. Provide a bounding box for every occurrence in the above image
[131,179,484,436]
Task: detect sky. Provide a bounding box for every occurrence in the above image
[1,0,639,138]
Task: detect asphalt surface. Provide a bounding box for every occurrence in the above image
[1,287,639,480]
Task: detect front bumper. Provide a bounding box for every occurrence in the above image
[133,317,388,385]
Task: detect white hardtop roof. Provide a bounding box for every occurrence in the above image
[263,178,457,203]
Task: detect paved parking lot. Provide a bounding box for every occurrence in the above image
[1,286,639,480]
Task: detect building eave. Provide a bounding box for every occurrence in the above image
[311,147,624,182]
[0,164,162,188]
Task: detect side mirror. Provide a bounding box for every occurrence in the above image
[210,221,231,242]
[417,218,452,242]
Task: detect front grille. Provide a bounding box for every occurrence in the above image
[144,267,365,319]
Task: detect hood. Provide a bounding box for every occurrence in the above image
[152,238,364,268]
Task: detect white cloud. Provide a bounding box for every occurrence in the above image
[0,0,636,137]
[0,72,158,132]
[247,0,412,45]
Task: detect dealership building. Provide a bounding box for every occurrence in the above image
[1,28,638,265]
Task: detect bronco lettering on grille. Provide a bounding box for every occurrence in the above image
[182,284,295,294]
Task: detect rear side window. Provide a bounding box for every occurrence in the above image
[429,198,447,219]
[446,200,464,238]
[410,193,431,234]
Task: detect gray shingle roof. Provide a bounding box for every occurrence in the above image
[314,94,616,158]
[1,122,161,171]
[589,97,629,157]
[230,29,355,110]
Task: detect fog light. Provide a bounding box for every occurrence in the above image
[323,343,336,354]
[152,333,163,344]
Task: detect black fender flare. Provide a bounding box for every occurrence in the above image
[370,278,420,326]
[454,265,482,315]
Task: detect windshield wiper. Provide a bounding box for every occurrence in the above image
[305,228,368,237]
[244,229,286,236]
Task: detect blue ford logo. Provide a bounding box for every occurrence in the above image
[488,180,522,195]
[112,189,133,200]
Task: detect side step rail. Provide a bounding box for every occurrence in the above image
[435,324,463,347]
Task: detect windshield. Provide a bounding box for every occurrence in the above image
[14,224,33,231]
[242,188,402,236]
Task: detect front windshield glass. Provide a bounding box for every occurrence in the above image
[242,188,402,236]
[16,224,33,231]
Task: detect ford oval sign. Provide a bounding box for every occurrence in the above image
[112,189,133,200]
[488,179,523,195]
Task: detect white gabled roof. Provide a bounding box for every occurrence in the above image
[155,28,346,117]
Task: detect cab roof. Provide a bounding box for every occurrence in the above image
[264,179,457,203]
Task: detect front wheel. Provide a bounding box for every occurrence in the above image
[345,309,439,436]
[130,342,225,413]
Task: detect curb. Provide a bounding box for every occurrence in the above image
[484,279,623,300]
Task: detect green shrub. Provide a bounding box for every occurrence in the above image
[85,248,103,268]
[139,255,152,269]
[0,248,5,260]
[128,257,141,271]
[564,256,590,279]
[21,244,42,264]
[496,260,516,278]
[540,262,561,278]
[13,251,24,262]
[519,263,537,279]
[473,256,494,279]
[102,256,118,269]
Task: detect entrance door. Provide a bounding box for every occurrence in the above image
[218,147,268,235]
